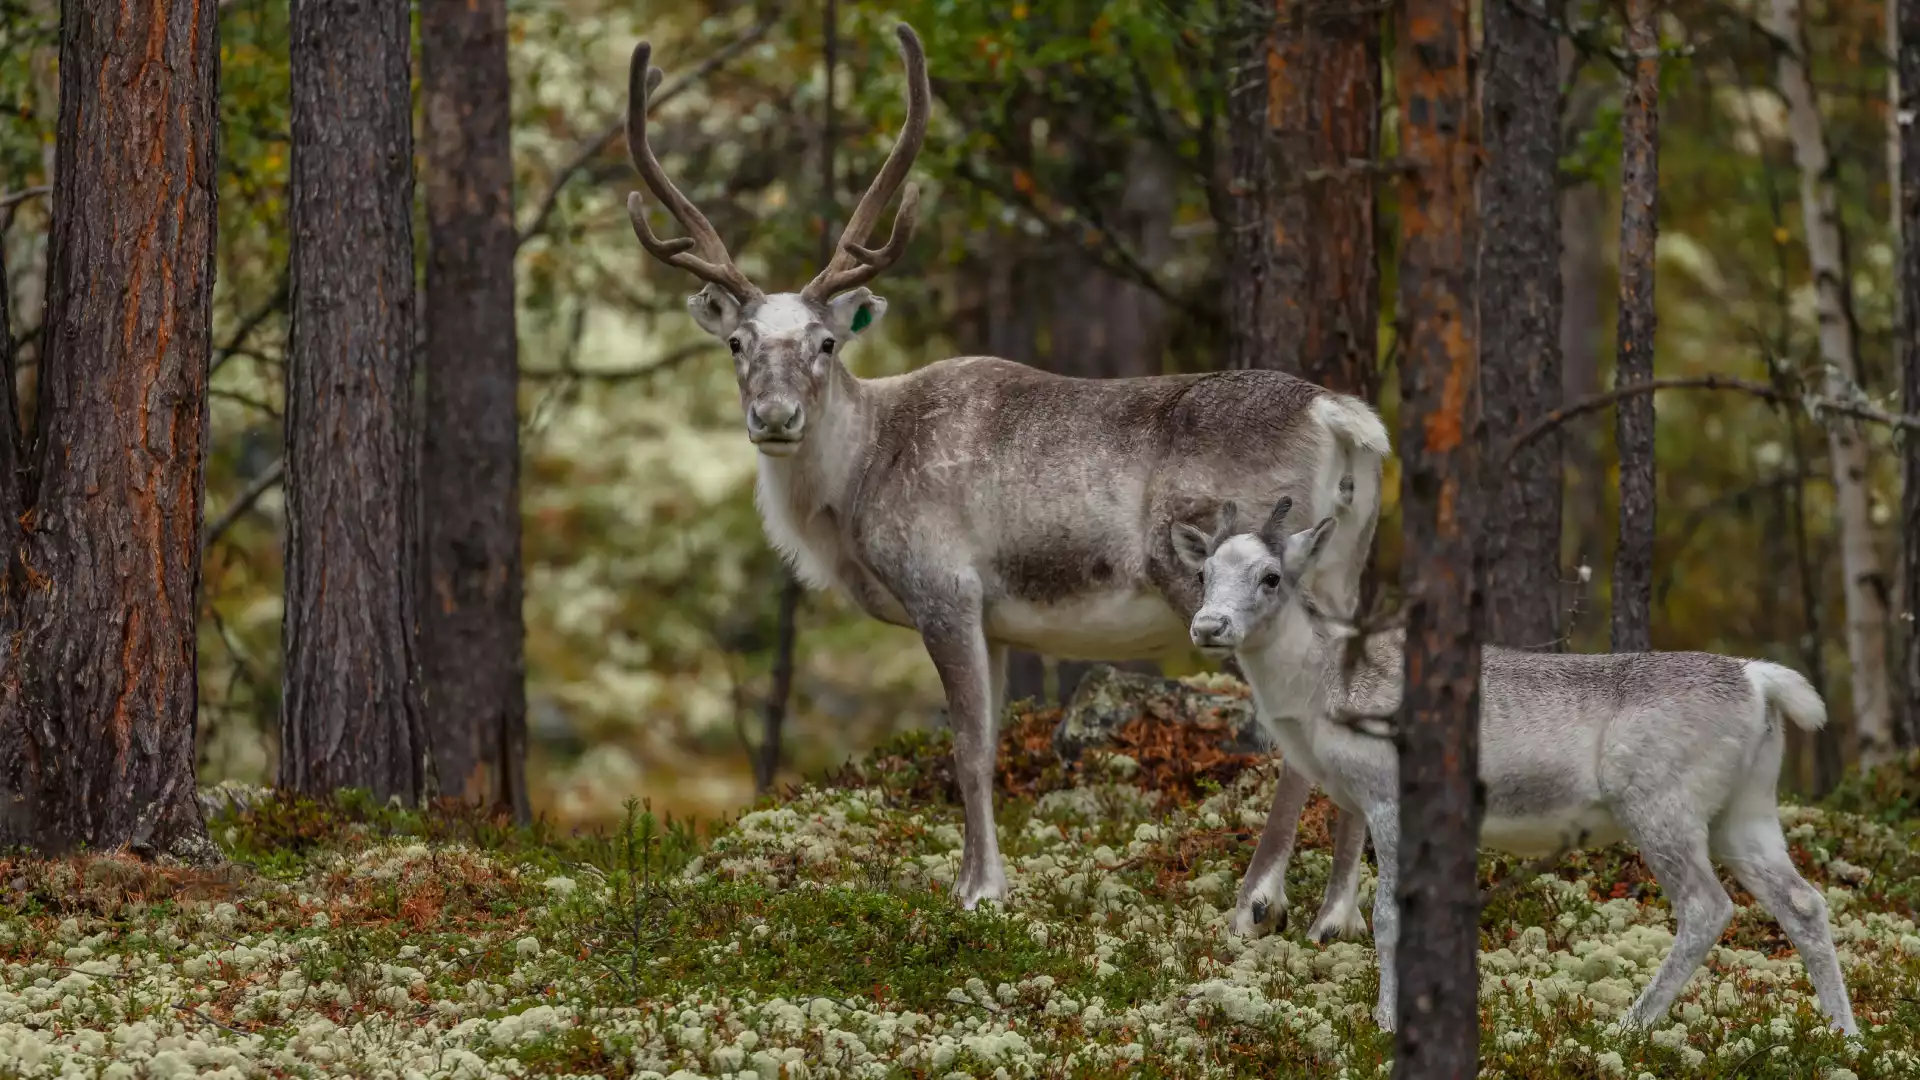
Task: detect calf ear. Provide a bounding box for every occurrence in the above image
[1172,521,1213,571]
[1282,517,1339,581]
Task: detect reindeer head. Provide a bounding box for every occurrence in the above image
[623,26,930,456]
[1173,498,1338,656]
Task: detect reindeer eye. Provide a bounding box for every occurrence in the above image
[727,337,743,355]
[1260,573,1282,590]
[820,338,836,355]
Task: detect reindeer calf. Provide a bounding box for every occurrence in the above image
[1176,498,1858,1036]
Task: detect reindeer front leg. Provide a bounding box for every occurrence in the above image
[1231,763,1313,936]
[917,591,1008,908]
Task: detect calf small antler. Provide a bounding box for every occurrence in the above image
[1209,502,1241,552]
[625,41,763,304]
[801,24,931,302]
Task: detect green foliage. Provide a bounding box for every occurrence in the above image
[0,5,54,192]
[1822,751,1920,826]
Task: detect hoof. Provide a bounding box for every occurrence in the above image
[1230,895,1287,938]
[1307,905,1370,945]
[956,865,1009,911]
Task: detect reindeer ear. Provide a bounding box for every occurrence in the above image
[688,283,744,337]
[826,287,888,338]
[1282,516,1339,581]
[1172,521,1213,571]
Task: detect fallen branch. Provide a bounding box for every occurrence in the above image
[515,17,777,250]
[45,963,142,981]
[173,1001,251,1039]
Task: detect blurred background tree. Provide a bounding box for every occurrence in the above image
[0,0,1913,829]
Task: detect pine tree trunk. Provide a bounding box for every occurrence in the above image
[0,238,20,574]
[420,0,528,820]
[1898,0,1920,750]
[1479,0,1563,650]
[1392,0,1482,1073]
[281,0,429,803]
[1222,4,1377,388]
[1222,3,1306,371]
[1297,11,1379,401]
[1770,0,1897,767]
[1611,0,1660,655]
[0,0,217,857]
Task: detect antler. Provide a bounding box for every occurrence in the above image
[1258,496,1293,550]
[625,41,763,304]
[1209,502,1241,553]
[801,24,931,302]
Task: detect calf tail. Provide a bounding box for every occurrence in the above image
[1746,660,1828,732]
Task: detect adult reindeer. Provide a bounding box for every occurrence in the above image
[622,23,1392,918]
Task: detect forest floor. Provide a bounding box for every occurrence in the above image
[2,679,1918,1079]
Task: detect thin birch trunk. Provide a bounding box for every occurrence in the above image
[1769,0,1898,769]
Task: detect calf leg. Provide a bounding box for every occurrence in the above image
[918,594,1007,909]
[1363,803,1401,1031]
[1617,808,1732,1029]
[1713,806,1857,1035]
[1307,806,1371,943]
[1231,764,1313,936]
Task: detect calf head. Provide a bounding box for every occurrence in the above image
[1173,497,1338,655]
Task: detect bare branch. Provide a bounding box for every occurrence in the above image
[0,186,50,213]
[947,160,1196,316]
[201,457,285,558]
[208,387,280,417]
[1500,375,1920,470]
[210,275,291,378]
[518,341,707,382]
[516,17,775,251]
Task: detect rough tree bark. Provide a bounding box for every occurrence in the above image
[1222,2,1306,371]
[1611,0,1660,655]
[0,0,217,857]
[281,0,430,803]
[1222,2,1378,392]
[1296,9,1379,401]
[1479,0,1563,649]
[421,0,529,820]
[1899,0,1920,750]
[0,240,19,573]
[1769,0,1897,767]
[1393,0,1483,1073]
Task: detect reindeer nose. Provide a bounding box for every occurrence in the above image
[1191,614,1229,647]
[748,400,804,439]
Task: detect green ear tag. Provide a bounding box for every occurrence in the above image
[850,304,873,334]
